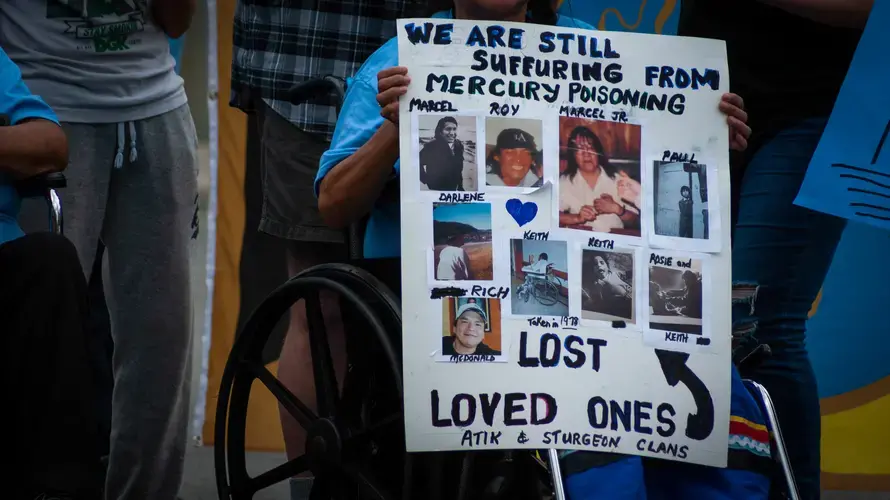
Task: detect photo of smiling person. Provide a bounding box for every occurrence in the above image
[558,117,643,237]
[441,298,502,359]
[418,114,477,191]
[485,117,544,188]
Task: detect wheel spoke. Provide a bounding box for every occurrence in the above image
[244,361,318,427]
[250,455,310,493]
[306,292,340,417]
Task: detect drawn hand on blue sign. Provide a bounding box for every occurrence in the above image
[794,2,890,229]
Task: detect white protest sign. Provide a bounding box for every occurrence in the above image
[397,18,732,467]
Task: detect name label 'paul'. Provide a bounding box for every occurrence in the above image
[661,150,697,164]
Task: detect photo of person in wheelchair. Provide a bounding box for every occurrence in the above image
[516,251,554,300]
[1,47,102,500]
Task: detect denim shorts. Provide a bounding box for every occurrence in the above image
[255,101,343,243]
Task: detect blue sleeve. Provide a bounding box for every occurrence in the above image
[0,49,59,126]
[315,76,400,197]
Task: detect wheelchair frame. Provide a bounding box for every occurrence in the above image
[213,76,800,500]
[1,113,66,235]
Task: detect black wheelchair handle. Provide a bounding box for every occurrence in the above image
[286,76,347,114]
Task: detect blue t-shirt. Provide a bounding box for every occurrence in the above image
[316,11,595,259]
[0,47,60,246]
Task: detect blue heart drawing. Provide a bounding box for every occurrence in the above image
[506,199,538,227]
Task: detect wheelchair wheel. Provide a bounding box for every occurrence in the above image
[532,279,560,307]
[215,264,407,500]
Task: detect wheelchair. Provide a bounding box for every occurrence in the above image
[517,265,562,307]
[213,77,800,500]
[1,113,66,233]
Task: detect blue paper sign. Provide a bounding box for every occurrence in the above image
[794,3,890,230]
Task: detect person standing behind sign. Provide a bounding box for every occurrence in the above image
[680,1,870,497]
[0,2,198,499]
[231,0,424,496]
[315,1,596,265]
[315,0,749,266]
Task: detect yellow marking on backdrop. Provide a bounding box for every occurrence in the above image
[821,392,890,475]
[599,0,648,31]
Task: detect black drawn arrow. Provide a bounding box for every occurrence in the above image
[655,349,715,441]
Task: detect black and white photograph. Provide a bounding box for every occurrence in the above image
[418,114,477,191]
[648,257,704,335]
[653,161,710,240]
[581,249,635,323]
[485,117,545,188]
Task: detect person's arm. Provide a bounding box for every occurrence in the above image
[318,122,398,229]
[0,49,68,178]
[559,211,585,226]
[0,119,67,179]
[617,206,639,228]
[316,78,398,229]
[757,0,873,28]
[152,0,197,38]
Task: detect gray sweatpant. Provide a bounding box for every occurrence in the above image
[21,103,198,499]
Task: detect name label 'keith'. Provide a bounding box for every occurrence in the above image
[588,236,615,249]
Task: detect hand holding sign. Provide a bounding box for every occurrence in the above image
[794,2,890,229]
[377,66,410,125]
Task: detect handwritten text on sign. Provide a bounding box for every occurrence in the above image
[398,19,733,468]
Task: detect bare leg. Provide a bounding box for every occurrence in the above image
[276,243,347,466]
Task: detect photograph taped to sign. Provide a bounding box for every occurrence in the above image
[397,19,732,467]
[437,297,507,363]
[646,157,722,253]
[575,244,645,329]
[556,116,644,244]
[416,113,481,192]
[641,250,713,353]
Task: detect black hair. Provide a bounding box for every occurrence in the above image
[561,125,617,181]
[427,0,558,26]
[539,252,549,260]
[680,185,692,197]
[435,116,459,138]
[486,129,540,179]
[593,253,611,269]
